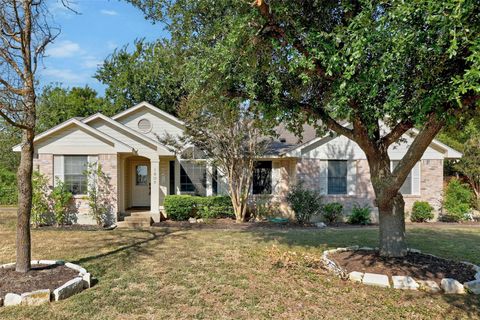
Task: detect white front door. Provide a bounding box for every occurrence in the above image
[131,161,150,207]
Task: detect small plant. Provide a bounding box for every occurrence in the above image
[254,194,275,221]
[322,202,343,224]
[51,178,74,225]
[164,195,198,220]
[348,204,371,225]
[442,178,473,222]
[85,163,115,226]
[286,182,322,224]
[198,196,234,219]
[410,201,434,222]
[31,171,54,227]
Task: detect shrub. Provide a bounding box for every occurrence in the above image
[410,201,434,222]
[198,196,234,219]
[322,202,343,224]
[85,163,116,226]
[442,179,473,222]
[164,195,198,220]
[51,179,75,225]
[348,204,371,225]
[31,171,54,227]
[286,183,322,224]
[0,167,17,205]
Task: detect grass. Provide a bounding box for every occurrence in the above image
[0,208,479,319]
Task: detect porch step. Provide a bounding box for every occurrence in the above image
[130,212,152,217]
[124,216,154,224]
[116,221,152,228]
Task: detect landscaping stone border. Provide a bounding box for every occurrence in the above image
[0,260,91,307]
[321,247,480,295]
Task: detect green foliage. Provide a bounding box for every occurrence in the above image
[95,39,185,116]
[85,163,116,226]
[442,179,473,222]
[410,201,434,223]
[286,183,322,224]
[31,172,54,227]
[0,167,17,205]
[0,124,21,171]
[164,195,235,220]
[50,179,75,225]
[197,196,234,219]
[348,204,371,225]
[36,85,108,133]
[322,203,343,224]
[164,195,199,220]
[454,134,480,208]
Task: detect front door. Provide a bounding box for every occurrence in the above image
[131,161,150,207]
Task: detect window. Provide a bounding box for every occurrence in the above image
[136,165,148,186]
[137,118,152,133]
[253,161,272,195]
[64,156,88,195]
[328,160,347,195]
[180,161,207,196]
[391,161,412,195]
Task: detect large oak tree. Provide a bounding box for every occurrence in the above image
[129,0,480,256]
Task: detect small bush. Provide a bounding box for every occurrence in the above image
[442,179,473,222]
[198,196,234,219]
[286,183,322,224]
[31,171,54,227]
[348,204,371,225]
[322,202,343,224]
[0,168,17,205]
[85,163,116,226]
[164,195,198,220]
[411,201,434,222]
[51,179,75,225]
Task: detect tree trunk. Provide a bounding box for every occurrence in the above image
[15,128,34,273]
[377,194,407,257]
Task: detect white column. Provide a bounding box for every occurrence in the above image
[206,161,213,196]
[150,159,160,221]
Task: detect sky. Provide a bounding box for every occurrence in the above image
[40,0,168,95]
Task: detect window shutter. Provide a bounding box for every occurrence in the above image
[53,155,64,186]
[319,160,328,195]
[347,160,357,195]
[412,161,421,195]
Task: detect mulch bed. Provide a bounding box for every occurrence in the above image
[0,264,78,299]
[329,250,477,285]
[153,218,323,230]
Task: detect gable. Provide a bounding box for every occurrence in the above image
[113,104,184,141]
[296,133,446,160]
[35,124,124,154]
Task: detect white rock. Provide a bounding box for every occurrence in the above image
[441,278,465,294]
[65,262,87,275]
[82,272,91,289]
[392,276,419,290]
[475,272,480,280]
[315,222,327,228]
[362,273,390,288]
[417,280,442,293]
[38,260,59,265]
[188,217,197,223]
[347,245,359,251]
[53,277,84,301]
[197,218,204,223]
[348,271,364,283]
[4,293,22,306]
[21,289,51,306]
[0,263,15,269]
[464,279,480,295]
[407,248,421,254]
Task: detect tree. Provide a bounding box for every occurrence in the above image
[455,135,480,208]
[0,121,21,171]
[36,85,108,132]
[0,0,58,272]
[162,99,269,222]
[128,0,480,256]
[95,39,186,116]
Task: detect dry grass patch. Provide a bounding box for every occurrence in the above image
[0,209,478,319]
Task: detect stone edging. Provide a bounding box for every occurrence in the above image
[322,247,480,295]
[0,260,91,307]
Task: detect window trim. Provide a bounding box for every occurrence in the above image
[327,160,348,195]
[390,160,420,196]
[63,155,89,196]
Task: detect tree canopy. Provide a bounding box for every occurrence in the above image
[95,39,186,115]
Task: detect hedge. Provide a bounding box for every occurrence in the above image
[164,195,234,220]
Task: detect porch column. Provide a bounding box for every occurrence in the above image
[150,158,160,219]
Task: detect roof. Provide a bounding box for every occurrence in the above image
[112,101,184,126]
[267,123,319,155]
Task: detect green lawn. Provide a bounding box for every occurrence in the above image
[0,208,479,319]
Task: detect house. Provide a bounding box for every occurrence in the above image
[14,101,462,225]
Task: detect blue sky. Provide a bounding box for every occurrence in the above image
[40,0,168,95]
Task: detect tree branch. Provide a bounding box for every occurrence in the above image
[380,119,414,147]
[0,108,28,129]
